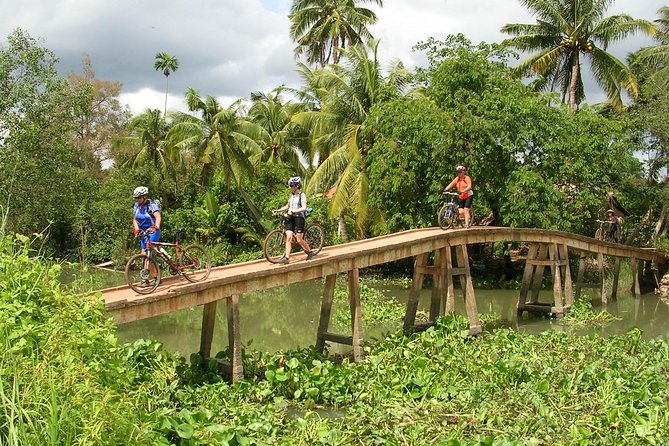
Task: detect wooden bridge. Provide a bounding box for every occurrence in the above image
[98,226,663,381]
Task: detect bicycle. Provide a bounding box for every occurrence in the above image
[125,228,212,294]
[438,192,475,230]
[595,219,622,243]
[263,211,324,263]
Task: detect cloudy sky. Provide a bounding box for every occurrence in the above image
[1,0,663,115]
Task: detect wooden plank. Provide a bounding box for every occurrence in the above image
[199,300,218,360]
[349,267,364,361]
[316,274,337,353]
[226,294,243,382]
[404,253,428,330]
[320,333,353,345]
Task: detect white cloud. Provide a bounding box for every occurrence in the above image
[1,0,663,114]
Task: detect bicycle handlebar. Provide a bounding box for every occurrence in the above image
[442,191,460,196]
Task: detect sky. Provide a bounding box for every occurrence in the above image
[1,0,663,115]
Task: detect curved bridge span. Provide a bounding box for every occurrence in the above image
[98,226,663,381]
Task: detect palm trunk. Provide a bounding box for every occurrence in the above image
[568,52,580,113]
[337,210,349,242]
[164,76,169,117]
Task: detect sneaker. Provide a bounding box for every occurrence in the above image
[277,256,289,264]
[306,251,315,261]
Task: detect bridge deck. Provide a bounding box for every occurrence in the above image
[98,226,660,324]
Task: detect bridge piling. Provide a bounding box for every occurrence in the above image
[518,243,572,317]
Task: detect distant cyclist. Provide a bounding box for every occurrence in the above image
[271,176,315,264]
[132,186,161,254]
[443,165,474,228]
[605,209,618,241]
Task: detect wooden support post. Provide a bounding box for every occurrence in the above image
[631,259,641,297]
[611,257,621,300]
[403,253,428,330]
[315,274,337,353]
[530,244,549,304]
[428,249,444,321]
[349,268,364,361]
[550,244,564,314]
[199,300,217,360]
[559,244,574,309]
[454,244,481,335]
[575,255,586,301]
[226,294,243,382]
[444,246,455,314]
[518,243,571,317]
[596,253,607,305]
[518,244,539,315]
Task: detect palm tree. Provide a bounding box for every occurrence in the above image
[501,0,655,112]
[114,108,178,178]
[289,0,383,67]
[153,52,179,117]
[635,6,669,84]
[304,40,409,237]
[168,88,259,191]
[247,88,310,173]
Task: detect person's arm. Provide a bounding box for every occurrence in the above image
[152,211,161,230]
[460,176,472,194]
[133,215,140,236]
[443,177,457,191]
[274,200,290,213]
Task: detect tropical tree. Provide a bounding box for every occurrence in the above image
[247,88,309,173]
[113,109,177,180]
[500,0,655,112]
[635,6,669,85]
[305,40,409,237]
[153,52,179,117]
[289,0,383,67]
[168,87,259,191]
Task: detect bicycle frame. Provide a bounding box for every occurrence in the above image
[140,231,182,271]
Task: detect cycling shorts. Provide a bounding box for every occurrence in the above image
[459,195,474,209]
[284,215,306,233]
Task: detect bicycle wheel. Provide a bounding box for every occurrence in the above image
[264,229,286,263]
[180,244,212,283]
[304,223,324,255]
[595,228,603,241]
[125,254,161,294]
[438,204,456,230]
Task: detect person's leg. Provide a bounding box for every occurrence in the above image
[293,218,312,254]
[284,230,294,259]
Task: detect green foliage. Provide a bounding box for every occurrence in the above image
[564,298,621,325]
[333,282,408,326]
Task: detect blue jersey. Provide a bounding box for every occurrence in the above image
[133,200,160,230]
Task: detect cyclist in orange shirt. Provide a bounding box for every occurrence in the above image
[443,165,474,228]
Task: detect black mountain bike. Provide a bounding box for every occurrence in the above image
[263,212,324,263]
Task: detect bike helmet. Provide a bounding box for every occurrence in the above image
[133,186,149,198]
[288,176,301,187]
[456,165,466,173]
[606,209,615,214]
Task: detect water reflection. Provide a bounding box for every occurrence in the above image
[116,278,669,357]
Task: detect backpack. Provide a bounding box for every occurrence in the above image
[296,192,313,217]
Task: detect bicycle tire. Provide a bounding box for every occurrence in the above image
[438,204,454,230]
[595,228,603,241]
[264,229,286,263]
[180,244,212,283]
[125,253,161,294]
[304,223,324,255]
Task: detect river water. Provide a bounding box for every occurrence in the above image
[109,273,669,358]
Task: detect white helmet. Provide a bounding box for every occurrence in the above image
[288,176,301,187]
[133,186,149,198]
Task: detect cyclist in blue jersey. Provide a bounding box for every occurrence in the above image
[132,186,161,254]
[272,176,315,264]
